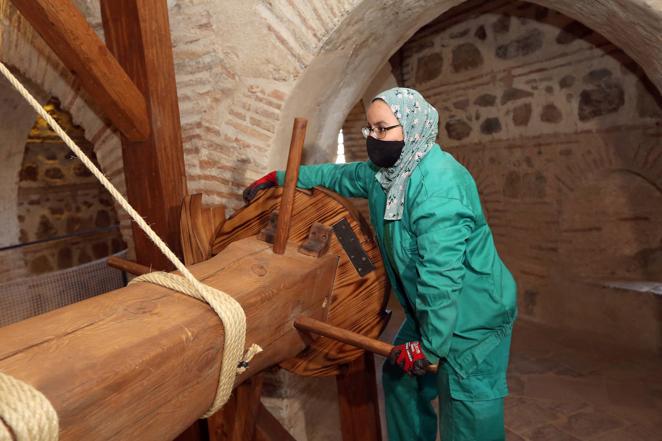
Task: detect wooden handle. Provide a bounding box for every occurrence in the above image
[273,117,307,255]
[107,255,152,276]
[294,316,438,374]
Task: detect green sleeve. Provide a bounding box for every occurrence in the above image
[411,196,474,363]
[276,162,375,199]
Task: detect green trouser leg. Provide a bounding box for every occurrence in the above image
[383,319,438,441]
[383,319,509,441]
[437,373,505,441]
[437,333,511,441]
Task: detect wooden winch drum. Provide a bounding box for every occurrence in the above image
[208,186,391,376]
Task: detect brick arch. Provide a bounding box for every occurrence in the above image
[268,0,662,168]
[0,2,132,248]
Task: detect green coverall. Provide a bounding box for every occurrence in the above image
[277,145,517,440]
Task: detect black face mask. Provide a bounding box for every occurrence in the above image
[366,136,405,168]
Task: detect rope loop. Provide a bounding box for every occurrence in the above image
[129,273,262,415]
[0,373,58,441]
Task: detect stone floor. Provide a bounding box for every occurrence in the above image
[504,320,662,441]
[376,301,662,441]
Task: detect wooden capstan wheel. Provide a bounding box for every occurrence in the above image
[177,185,392,441]
[215,187,390,376]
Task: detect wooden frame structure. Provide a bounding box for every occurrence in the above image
[4,1,384,440]
[11,0,187,270]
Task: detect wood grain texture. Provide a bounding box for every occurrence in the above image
[181,194,226,266]
[10,0,150,141]
[101,0,187,270]
[337,353,382,441]
[213,187,390,376]
[172,421,208,441]
[0,237,337,441]
[295,316,438,374]
[294,316,393,358]
[107,255,151,276]
[178,193,230,441]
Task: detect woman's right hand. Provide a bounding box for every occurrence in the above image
[242,170,278,203]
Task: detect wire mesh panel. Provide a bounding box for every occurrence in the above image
[0,250,127,327]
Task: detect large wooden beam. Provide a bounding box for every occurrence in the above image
[10,0,150,141]
[0,237,338,441]
[101,0,188,269]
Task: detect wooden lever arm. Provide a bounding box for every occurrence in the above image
[294,316,438,373]
[107,255,152,276]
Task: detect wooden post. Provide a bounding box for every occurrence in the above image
[10,0,150,141]
[100,0,187,270]
[336,353,383,441]
[273,118,307,255]
[207,374,264,441]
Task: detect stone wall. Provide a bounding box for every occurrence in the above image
[0,99,125,282]
[0,0,132,255]
[393,0,662,352]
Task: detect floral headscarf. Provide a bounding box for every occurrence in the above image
[374,87,439,220]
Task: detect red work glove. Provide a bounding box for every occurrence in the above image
[243,171,278,203]
[388,341,432,376]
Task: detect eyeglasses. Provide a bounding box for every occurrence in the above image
[361,124,401,139]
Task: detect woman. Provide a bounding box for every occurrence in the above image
[244,87,517,441]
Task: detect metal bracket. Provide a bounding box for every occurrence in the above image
[332,218,375,277]
[257,210,278,244]
[298,222,332,257]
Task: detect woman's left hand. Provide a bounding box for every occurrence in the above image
[389,341,432,376]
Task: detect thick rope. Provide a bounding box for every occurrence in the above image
[0,373,58,441]
[0,61,260,422]
[128,272,263,416]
